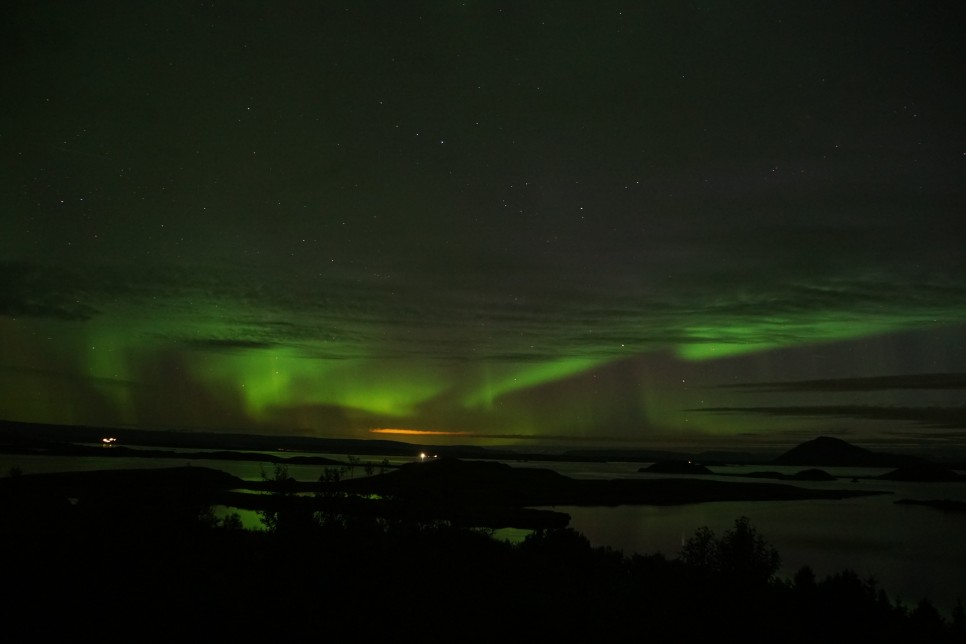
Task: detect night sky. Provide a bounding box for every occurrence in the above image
[3,1,965,456]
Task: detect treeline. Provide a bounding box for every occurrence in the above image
[2,477,964,642]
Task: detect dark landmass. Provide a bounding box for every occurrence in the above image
[1,439,346,466]
[696,449,770,464]
[639,464,840,482]
[1,463,242,493]
[894,498,966,512]
[0,457,888,531]
[735,468,838,482]
[877,463,966,482]
[2,461,962,642]
[772,436,927,468]
[639,460,715,474]
[561,448,766,464]
[0,437,961,640]
[340,458,886,510]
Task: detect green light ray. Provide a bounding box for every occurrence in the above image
[675,313,959,361]
[197,347,446,420]
[463,357,609,409]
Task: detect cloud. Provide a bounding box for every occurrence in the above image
[693,404,966,429]
[719,373,966,393]
[0,363,140,388]
[0,260,99,320]
[182,338,278,352]
[5,252,966,368]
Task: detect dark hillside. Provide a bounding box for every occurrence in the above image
[773,436,925,468]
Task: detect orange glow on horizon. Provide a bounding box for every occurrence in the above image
[370,428,470,437]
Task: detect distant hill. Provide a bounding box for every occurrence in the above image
[773,436,925,468]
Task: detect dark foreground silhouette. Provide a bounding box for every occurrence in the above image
[1,463,964,642]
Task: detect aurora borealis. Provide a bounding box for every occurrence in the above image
[3,1,965,455]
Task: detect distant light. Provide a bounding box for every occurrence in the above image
[370,428,469,437]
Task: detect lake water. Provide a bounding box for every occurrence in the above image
[3,451,965,618]
[532,459,966,618]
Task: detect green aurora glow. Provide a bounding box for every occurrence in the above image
[2,2,965,455]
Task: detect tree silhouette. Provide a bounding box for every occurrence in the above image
[679,515,781,588]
